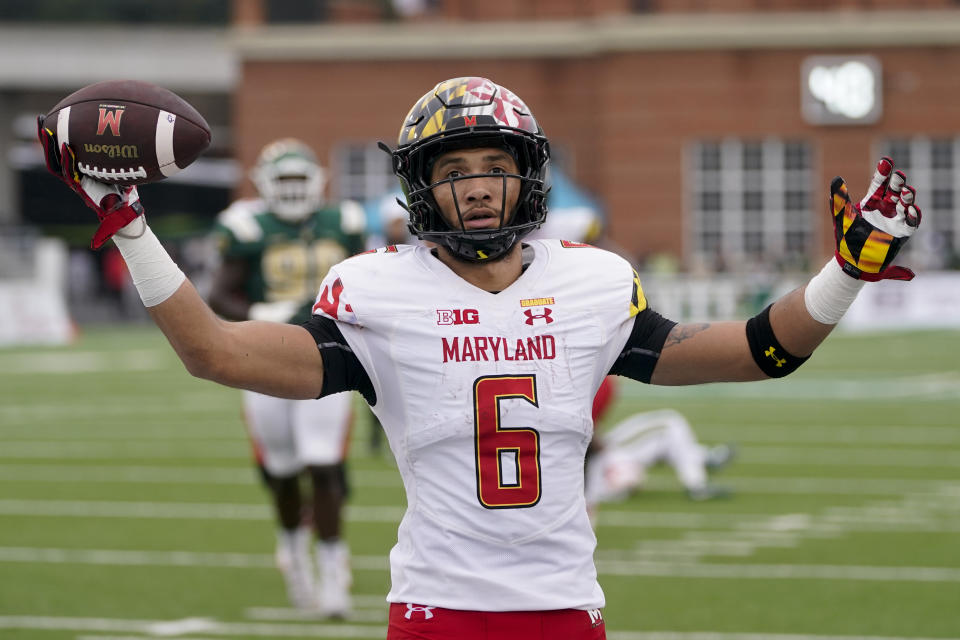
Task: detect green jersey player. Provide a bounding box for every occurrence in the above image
[208,138,365,617]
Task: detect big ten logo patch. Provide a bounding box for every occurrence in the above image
[437,309,479,326]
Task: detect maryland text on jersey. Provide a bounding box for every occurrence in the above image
[441,334,556,363]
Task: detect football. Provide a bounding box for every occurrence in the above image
[42,80,211,184]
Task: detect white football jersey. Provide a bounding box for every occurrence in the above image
[313,239,646,611]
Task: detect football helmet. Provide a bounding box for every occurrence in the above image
[383,77,550,262]
[251,138,326,222]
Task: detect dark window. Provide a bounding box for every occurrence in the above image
[784,142,809,170]
[886,140,912,169]
[700,191,722,212]
[785,230,807,253]
[932,140,953,170]
[785,191,807,211]
[743,143,763,171]
[933,189,953,211]
[700,144,722,172]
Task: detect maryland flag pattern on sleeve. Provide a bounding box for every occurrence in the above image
[629,268,646,318]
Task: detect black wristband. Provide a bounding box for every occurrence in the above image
[745,304,809,378]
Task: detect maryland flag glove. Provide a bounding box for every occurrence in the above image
[38,115,145,250]
[831,156,922,281]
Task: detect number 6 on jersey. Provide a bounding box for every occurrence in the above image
[473,375,542,508]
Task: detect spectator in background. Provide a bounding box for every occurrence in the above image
[364,190,415,251]
[207,138,366,617]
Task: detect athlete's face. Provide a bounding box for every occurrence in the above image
[429,147,521,231]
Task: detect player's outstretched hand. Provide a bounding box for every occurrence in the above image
[830,156,922,281]
[37,115,145,249]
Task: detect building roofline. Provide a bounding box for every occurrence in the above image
[231,10,960,60]
[0,25,237,91]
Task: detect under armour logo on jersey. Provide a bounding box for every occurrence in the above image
[523,308,554,325]
[588,608,603,627]
[404,603,436,620]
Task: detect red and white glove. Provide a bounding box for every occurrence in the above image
[831,156,922,281]
[37,115,145,249]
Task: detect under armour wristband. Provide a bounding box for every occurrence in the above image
[803,259,866,325]
[111,218,186,307]
[745,304,809,378]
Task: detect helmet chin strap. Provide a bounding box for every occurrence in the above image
[439,230,519,263]
[430,173,519,262]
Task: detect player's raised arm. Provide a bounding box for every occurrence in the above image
[37,119,325,400]
[651,157,922,386]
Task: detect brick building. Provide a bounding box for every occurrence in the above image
[226,0,960,272]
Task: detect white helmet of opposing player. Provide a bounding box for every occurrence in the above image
[251,138,326,222]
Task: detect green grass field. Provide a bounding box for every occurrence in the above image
[1,325,959,640]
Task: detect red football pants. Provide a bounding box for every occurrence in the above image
[387,603,606,639]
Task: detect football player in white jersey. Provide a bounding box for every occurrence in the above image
[585,408,735,509]
[39,76,922,640]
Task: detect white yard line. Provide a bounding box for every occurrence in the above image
[0,491,958,529]
[595,560,960,583]
[688,424,960,445]
[0,350,170,374]
[0,546,388,571]
[0,392,235,420]
[0,499,405,522]
[0,616,386,638]
[0,545,957,584]
[0,464,257,485]
[621,373,960,401]
[737,446,960,467]
[78,636,227,640]
[641,476,960,497]
[3,440,959,465]
[0,463,956,496]
[597,488,960,567]
[608,634,960,640]
[2,616,960,640]
[244,607,387,623]
[0,441,250,459]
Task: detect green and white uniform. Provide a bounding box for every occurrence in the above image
[214,197,367,322]
[213,197,366,474]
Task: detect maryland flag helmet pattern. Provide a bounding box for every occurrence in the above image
[830,156,921,282]
[383,77,550,263]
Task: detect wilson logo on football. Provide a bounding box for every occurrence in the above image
[96,107,125,137]
[523,308,554,325]
[437,309,479,325]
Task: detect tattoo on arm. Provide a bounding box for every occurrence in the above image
[665,323,710,347]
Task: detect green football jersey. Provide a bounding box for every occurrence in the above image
[212,198,366,323]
